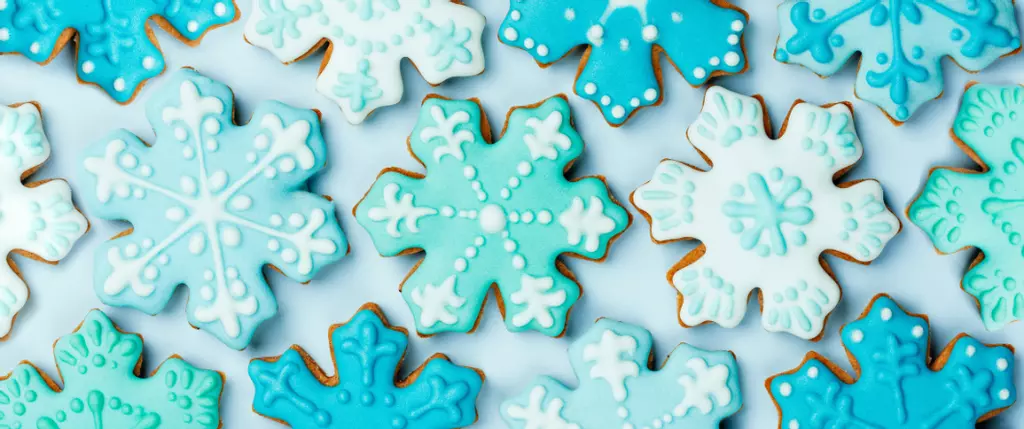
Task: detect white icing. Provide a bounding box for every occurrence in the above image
[411,275,465,327]
[559,197,617,252]
[506,386,581,429]
[524,111,572,160]
[583,330,639,401]
[510,275,566,328]
[421,105,475,161]
[367,183,438,237]
[677,358,733,415]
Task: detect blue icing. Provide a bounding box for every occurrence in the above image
[249,304,483,429]
[0,0,236,103]
[502,318,742,429]
[354,96,630,337]
[722,169,815,257]
[770,295,1017,428]
[79,69,348,350]
[499,0,747,126]
[776,0,1021,122]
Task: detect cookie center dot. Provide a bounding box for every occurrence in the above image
[479,204,507,234]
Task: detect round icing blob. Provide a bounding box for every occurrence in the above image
[769,295,1016,428]
[909,83,1024,331]
[502,318,742,429]
[776,0,1021,123]
[0,0,237,103]
[249,303,483,429]
[244,0,486,125]
[0,310,224,428]
[500,0,748,126]
[79,68,348,350]
[632,86,901,340]
[0,102,87,338]
[354,96,631,337]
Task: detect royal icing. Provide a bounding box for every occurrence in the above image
[354,96,630,336]
[499,0,747,126]
[0,310,224,428]
[0,0,236,103]
[776,0,1021,123]
[909,83,1024,330]
[769,295,1017,428]
[502,318,741,429]
[249,303,483,428]
[0,102,87,338]
[244,0,485,125]
[79,69,348,350]
[632,86,901,340]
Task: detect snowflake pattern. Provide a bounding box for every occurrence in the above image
[909,83,1024,331]
[354,96,630,336]
[499,0,748,126]
[0,310,224,428]
[249,303,483,429]
[0,0,237,102]
[501,318,741,429]
[776,0,1021,123]
[632,86,901,340]
[245,0,485,124]
[0,102,87,338]
[769,294,1017,428]
[79,69,348,350]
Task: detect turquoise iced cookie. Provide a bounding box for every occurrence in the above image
[354,95,630,336]
[502,318,742,429]
[79,68,348,349]
[909,83,1024,330]
[0,0,237,103]
[0,310,224,428]
[769,294,1016,428]
[776,0,1021,123]
[249,303,483,429]
[499,0,748,126]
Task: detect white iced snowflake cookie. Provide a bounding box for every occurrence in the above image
[0,103,88,338]
[245,0,486,124]
[632,86,901,340]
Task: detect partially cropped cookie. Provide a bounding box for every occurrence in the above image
[244,0,485,124]
[632,86,900,340]
[355,95,630,337]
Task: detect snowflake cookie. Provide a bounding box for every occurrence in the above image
[502,317,741,429]
[632,86,901,340]
[244,0,485,125]
[769,294,1017,428]
[80,68,348,350]
[249,303,483,428]
[0,102,87,339]
[0,310,224,428]
[499,0,748,126]
[908,83,1024,331]
[354,95,630,336]
[776,0,1021,123]
[0,0,237,103]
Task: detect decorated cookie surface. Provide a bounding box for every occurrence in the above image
[244,0,485,124]
[632,86,901,340]
[0,310,224,428]
[776,0,1021,123]
[909,83,1024,331]
[769,294,1016,428]
[249,303,483,429]
[79,69,348,350]
[499,0,748,126]
[0,102,87,339]
[0,0,237,103]
[355,96,629,337]
[502,317,741,429]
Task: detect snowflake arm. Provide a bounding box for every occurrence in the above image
[355,96,629,336]
[249,304,483,429]
[633,86,900,339]
[502,318,742,429]
[500,0,748,126]
[244,0,485,124]
[0,310,224,428]
[776,0,1021,123]
[79,69,348,349]
[769,295,1016,429]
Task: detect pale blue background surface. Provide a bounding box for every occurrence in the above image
[0,1,1021,427]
